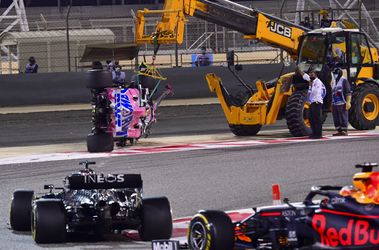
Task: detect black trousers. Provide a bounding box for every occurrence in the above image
[310,102,323,137]
[332,104,348,132]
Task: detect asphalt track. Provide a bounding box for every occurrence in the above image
[0,104,378,249]
[0,104,288,147]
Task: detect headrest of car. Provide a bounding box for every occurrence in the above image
[66,174,142,190]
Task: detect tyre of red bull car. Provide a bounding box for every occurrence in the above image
[188,210,234,250]
[10,189,34,231]
[31,199,66,244]
[138,197,173,241]
[86,70,113,89]
[87,132,114,152]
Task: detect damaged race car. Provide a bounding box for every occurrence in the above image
[187,162,379,250]
[86,62,173,153]
[9,161,172,244]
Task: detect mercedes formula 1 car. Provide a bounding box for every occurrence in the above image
[9,161,172,244]
[187,162,379,250]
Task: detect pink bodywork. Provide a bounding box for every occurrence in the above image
[107,88,146,139]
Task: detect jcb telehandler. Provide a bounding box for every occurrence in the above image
[135,0,379,136]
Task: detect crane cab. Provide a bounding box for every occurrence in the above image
[297,28,379,130]
[297,28,378,82]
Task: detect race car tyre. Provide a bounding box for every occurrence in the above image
[10,189,34,231]
[32,199,66,244]
[349,83,379,130]
[87,132,114,153]
[229,124,262,136]
[286,89,312,136]
[139,197,172,241]
[86,69,113,89]
[188,210,234,250]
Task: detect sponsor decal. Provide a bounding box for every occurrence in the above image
[282,210,297,217]
[84,174,125,184]
[312,213,379,247]
[331,197,346,205]
[267,21,292,38]
[114,89,134,136]
[152,240,179,250]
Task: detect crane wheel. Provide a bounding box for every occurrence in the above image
[286,89,312,137]
[229,124,262,136]
[349,83,379,130]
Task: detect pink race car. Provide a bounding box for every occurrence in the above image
[86,68,173,152]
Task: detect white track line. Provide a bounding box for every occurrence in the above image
[0,131,377,165]
[0,98,219,114]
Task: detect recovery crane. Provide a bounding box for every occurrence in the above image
[135,0,379,136]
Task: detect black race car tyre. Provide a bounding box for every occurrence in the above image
[139,197,172,241]
[286,89,312,136]
[229,124,262,136]
[32,199,66,244]
[86,70,113,89]
[87,132,114,153]
[349,83,379,130]
[188,210,234,250]
[10,189,34,231]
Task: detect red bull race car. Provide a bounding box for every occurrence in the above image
[187,162,379,250]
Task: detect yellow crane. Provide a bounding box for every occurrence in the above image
[135,0,379,136]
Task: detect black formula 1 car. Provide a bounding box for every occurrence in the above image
[187,162,379,250]
[9,161,172,244]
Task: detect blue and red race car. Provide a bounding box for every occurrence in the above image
[187,162,379,250]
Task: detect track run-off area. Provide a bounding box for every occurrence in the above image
[0,103,378,249]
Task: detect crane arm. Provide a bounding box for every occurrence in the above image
[135,0,309,57]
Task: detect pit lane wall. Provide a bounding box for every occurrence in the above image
[0,64,294,107]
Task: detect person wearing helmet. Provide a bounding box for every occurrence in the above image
[25,56,38,73]
[112,65,126,85]
[331,68,351,136]
[340,163,379,204]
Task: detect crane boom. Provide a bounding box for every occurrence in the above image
[135,0,309,57]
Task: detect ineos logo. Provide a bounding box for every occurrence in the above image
[267,21,292,38]
[84,174,125,184]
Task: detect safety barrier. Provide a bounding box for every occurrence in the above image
[0,63,294,107]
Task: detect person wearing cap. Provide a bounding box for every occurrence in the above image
[320,9,331,28]
[300,16,313,29]
[112,65,126,85]
[297,67,326,139]
[195,47,211,67]
[25,56,38,73]
[331,68,352,136]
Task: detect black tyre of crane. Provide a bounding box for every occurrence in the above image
[286,89,312,137]
[349,83,379,130]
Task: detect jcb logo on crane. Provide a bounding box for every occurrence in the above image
[267,21,292,38]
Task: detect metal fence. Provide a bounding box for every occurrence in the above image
[1,0,379,74]
[1,15,281,73]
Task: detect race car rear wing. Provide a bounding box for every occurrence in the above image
[66,174,143,190]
